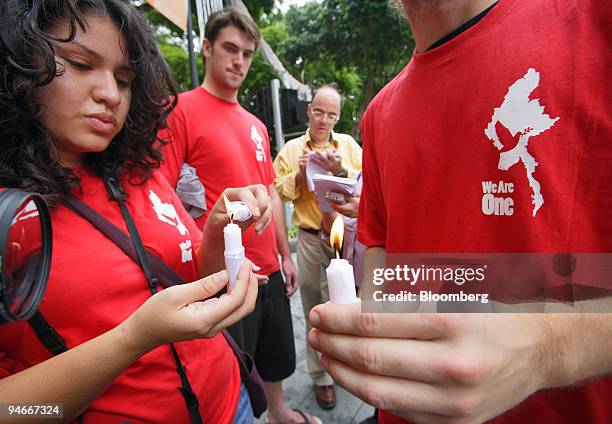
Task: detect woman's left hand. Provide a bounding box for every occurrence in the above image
[207,184,272,235]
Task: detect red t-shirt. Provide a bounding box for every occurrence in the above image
[160,87,280,276]
[359,0,612,422]
[0,171,240,423]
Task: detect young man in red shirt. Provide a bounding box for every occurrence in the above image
[160,9,321,424]
[308,0,612,423]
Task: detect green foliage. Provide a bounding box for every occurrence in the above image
[243,0,276,21]
[287,225,299,240]
[159,44,204,93]
[283,0,414,137]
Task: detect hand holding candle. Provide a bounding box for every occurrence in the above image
[223,194,245,291]
[215,186,271,235]
[326,216,359,304]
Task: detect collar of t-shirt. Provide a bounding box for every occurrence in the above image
[304,128,339,152]
[425,1,499,52]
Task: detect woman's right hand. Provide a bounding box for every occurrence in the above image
[121,260,258,354]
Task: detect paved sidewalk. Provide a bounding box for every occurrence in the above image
[256,254,375,424]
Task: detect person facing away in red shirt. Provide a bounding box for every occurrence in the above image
[307,0,612,423]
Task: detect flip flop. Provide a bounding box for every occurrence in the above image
[293,409,322,424]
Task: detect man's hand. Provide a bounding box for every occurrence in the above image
[281,254,299,298]
[311,150,344,176]
[298,151,310,178]
[331,195,360,219]
[308,304,561,424]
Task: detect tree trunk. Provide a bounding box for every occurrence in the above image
[352,15,375,140]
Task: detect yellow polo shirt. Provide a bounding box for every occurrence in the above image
[273,129,362,230]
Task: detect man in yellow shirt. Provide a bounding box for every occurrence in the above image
[273,85,362,409]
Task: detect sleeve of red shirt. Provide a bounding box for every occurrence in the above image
[357,106,387,248]
[159,100,188,189]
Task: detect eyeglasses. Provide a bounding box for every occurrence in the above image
[311,108,339,122]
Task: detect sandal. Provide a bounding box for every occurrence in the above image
[292,409,323,424]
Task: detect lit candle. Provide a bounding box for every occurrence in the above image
[223,195,245,291]
[326,216,359,303]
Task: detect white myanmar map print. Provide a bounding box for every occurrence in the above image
[484,68,559,217]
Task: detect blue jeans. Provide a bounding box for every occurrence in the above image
[233,384,254,424]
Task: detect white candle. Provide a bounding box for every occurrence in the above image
[224,223,242,252]
[326,258,358,303]
[224,223,244,291]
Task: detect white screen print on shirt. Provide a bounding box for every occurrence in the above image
[251,125,267,162]
[149,189,193,263]
[483,68,559,217]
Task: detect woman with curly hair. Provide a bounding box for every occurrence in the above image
[0,1,269,422]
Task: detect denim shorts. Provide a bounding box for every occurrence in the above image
[233,384,254,424]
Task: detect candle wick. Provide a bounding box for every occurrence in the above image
[335,250,340,260]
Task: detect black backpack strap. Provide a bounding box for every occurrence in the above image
[28,311,67,355]
[103,178,159,294]
[28,312,85,423]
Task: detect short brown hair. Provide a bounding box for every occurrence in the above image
[205,8,261,48]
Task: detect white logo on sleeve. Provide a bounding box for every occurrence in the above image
[149,190,193,263]
[251,125,266,162]
[484,68,559,217]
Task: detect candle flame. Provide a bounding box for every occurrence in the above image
[330,215,344,254]
[223,193,233,221]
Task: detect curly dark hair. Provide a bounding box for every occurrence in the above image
[0,0,177,207]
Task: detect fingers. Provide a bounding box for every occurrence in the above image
[308,329,448,383]
[331,202,352,215]
[169,270,228,306]
[189,260,254,330]
[249,184,272,234]
[222,185,271,235]
[209,262,259,333]
[310,152,327,166]
[309,303,447,340]
[328,151,341,164]
[224,259,254,303]
[254,273,269,285]
[287,283,298,297]
[299,152,310,172]
[285,272,299,297]
[225,187,261,220]
[317,354,455,416]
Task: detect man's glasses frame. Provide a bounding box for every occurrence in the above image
[311,108,339,122]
